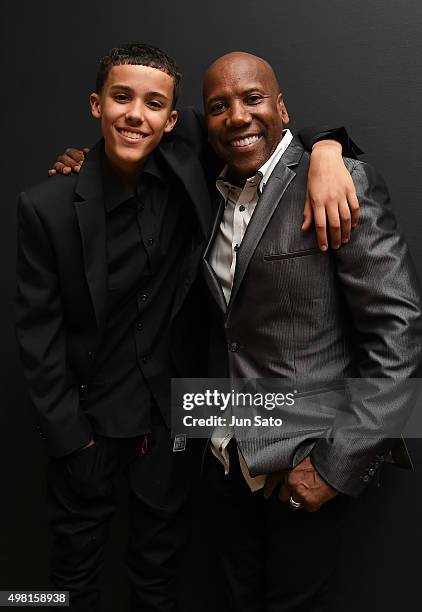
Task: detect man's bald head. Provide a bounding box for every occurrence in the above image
[203,52,281,102]
[202,51,289,185]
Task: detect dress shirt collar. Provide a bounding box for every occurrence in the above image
[101,145,166,213]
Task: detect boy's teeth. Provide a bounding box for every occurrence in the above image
[231,135,260,147]
[120,129,143,140]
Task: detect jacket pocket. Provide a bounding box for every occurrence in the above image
[264,248,322,261]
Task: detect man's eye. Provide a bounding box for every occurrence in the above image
[114,94,129,102]
[246,95,262,105]
[209,102,227,115]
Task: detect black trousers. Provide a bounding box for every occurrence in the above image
[203,442,349,612]
[47,416,199,612]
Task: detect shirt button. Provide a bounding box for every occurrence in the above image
[140,294,148,302]
[239,205,245,212]
[87,351,94,358]
[230,341,239,352]
[141,356,149,364]
[137,322,144,331]
[148,237,154,245]
[361,475,370,483]
[233,244,240,252]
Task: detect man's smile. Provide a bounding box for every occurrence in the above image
[228,134,263,149]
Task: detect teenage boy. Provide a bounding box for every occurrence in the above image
[16,43,358,611]
[17,44,211,612]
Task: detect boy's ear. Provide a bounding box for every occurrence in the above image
[164,109,178,133]
[90,92,101,119]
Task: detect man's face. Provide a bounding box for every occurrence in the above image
[90,64,177,176]
[203,54,289,184]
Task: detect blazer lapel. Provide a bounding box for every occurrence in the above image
[159,140,213,240]
[227,138,305,316]
[202,190,228,314]
[159,139,215,322]
[73,143,108,330]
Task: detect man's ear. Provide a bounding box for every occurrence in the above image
[277,93,290,126]
[90,92,101,119]
[164,109,178,133]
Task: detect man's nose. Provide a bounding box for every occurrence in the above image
[227,101,251,128]
[125,100,145,124]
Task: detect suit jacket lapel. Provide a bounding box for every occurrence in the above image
[159,139,215,322]
[159,140,213,240]
[74,142,108,330]
[227,138,305,316]
[202,190,227,314]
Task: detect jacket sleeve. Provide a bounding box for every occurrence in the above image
[310,160,422,495]
[297,126,364,158]
[16,192,93,456]
[166,106,222,186]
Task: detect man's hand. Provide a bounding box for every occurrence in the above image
[48,147,90,176]
[303,140,360,251]
[262,469,288,500]
[279,456,339,512]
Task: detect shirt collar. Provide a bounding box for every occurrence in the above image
[102,146,166,213]
[258,129,293,193]
[216,129,293,199]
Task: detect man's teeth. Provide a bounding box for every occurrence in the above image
[119,129,144,141]
[230,135,261,147]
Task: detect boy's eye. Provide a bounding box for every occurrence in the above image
[147,100,163,109]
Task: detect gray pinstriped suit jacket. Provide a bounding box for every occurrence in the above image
[203,137,422,496]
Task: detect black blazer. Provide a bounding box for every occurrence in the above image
[16,110,212,457]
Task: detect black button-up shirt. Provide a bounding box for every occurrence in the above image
[84,148,192,437]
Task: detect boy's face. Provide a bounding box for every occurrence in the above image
[90,64,178,176]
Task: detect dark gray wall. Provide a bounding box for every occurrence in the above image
[2,1,422,610]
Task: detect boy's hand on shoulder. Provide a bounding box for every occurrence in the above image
[48,147,90,176]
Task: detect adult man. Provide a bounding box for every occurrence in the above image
[16,44,358,611]
[201,52,422,611]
